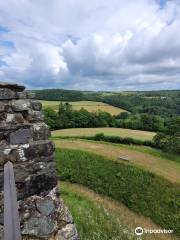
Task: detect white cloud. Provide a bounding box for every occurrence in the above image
[0,0,180,90]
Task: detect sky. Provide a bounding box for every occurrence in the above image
[0,0,180,91]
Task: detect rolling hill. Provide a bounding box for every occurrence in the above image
[41,100,127,115]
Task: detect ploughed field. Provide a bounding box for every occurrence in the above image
[40,100,127,115]
[52,127,155,141]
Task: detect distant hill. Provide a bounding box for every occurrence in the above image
[41,100,127,115]
[34,89,180,117]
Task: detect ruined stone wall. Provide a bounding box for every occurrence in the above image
[0,82,79,240]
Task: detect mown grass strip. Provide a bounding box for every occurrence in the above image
[60,181,177,240]
[60,182,136,240]
[56,148,180,235]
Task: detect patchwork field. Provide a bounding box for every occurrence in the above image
[52,127,155,141]
[60,181,174,240]
[40,100,126,115]
[54,139,180,184]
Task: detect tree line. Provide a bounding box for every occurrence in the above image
[44,102,180,153]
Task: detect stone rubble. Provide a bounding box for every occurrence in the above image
[0,82,79,240]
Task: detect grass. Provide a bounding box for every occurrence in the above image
[54,139,180,184]
[60,182,135,240]
[40,100,126,115]
[52,127,155,141]
[60,181,176,240]
[56,148,180,235]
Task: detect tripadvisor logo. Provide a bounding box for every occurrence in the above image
[135,227,143,236]
[135,226,173,236]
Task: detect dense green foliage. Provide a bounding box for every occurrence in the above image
[44,102,178,132]
[35,89,180,117]
[44,103,116,130]
[56,148,180,235]
[116,112,165,131]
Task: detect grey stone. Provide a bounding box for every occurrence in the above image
[27,110,44,122]
[23,140,55,159]
[6,113,25,124]
[26,91,35,99]
[0,102,8,112]
[0,81,25,91]
[0,88,16,100]
[59,204,73,224]
[36,198,55,216]
[8,128,32,145]
[31,100,42,111]
[0,132,3,141]
[22,216,55,237]
[14,164,31,182]
[17,91,27,99]
[33,122,50,141]
[11,99,31,111]
[0,225,4,240]
[56,224,79,240]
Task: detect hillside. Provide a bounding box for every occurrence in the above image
[35,89,180,117]
[60,181,174,240]
[54,139,180,184]
[41,100,127,115]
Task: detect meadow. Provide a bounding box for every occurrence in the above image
[54,139,180,184]
[60,181,175,240]
[41,100,126,115]
[52,127,155,141]
[56,148,180,235]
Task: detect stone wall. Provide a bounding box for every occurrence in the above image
[0,82,79,240]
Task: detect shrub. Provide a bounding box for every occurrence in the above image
[153,133,180,154]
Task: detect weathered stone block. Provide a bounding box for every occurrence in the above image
[0,88,16,100]
[0,102,9,113]
[26,110,44,122]
[11,99,31,111]
[0,81,25,91]
[31,100,42,111]
[17,91,27,99]
[0,112,6,121]
[8,128,32,145]
[6,113,25,124]
[26,91,35,99]
[23,140,55,159]
[33,122,51,141]
[0,132,3,141]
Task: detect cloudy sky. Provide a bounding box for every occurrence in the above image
[0,0,180,91]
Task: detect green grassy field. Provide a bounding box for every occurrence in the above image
[54,139,180,184]
[52,127,155,141]
[60,181,174,240]
[56,148,180,235]
[40,100,127,115]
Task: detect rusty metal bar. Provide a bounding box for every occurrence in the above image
[4,161,21,240]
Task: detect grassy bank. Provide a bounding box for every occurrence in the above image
[60,181,176,240]
[56,148,180,235]
[52,127,155,141]
[54,139,180,183]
